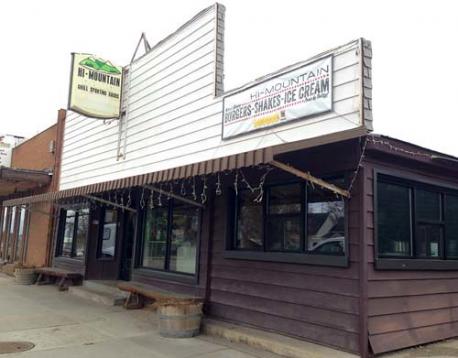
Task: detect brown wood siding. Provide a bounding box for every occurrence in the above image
[364,157,458,355]
[207,140,364,355]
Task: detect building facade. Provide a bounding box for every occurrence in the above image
[2,4,458,357]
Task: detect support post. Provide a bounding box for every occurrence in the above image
[83,194,137,213]
[270,160,351,198]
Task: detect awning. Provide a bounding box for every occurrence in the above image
[2,148,273,206]
[0,167,51,197]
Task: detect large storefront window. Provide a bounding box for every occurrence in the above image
[141,200,200,275]
[377,174,458,262]
[58,208,89,258]
[233,179,346,257]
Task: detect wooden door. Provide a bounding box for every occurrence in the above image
[86,207,125,280]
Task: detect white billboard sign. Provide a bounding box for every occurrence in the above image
[223,56,333,139]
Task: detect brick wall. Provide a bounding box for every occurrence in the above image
[11,124,57,172]
[9,110,65,267]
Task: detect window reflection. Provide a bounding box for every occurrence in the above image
[142,200,200,275]
[170,203,199,274]
[308,181,345,255]
[266,183,303,252]
[62,210,75,257]
[236,191,263,250]
[15,207,27,261]
[58,208,89,259]
[233,179,346,256]
[142,207,168,269]
[99,209,117,258]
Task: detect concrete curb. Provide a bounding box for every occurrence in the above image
[202,319,357,358]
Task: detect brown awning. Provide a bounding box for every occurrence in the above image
[0,167,51,198]
[2,148,273,206]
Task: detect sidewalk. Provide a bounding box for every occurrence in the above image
[0,273,280,357]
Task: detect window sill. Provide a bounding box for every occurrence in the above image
[375,258,458,271]
[223,250,349,267]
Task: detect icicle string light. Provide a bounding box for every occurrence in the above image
[158,185,163,206]
[347,136,368,195]
[201,176,208,204]
[149,190,155,209]
[216,172,222,196]
[239,169,255,193]
[234,171,239,196]
[192,177,197,201]
[140,188,146,209]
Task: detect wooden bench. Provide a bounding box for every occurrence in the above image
[35,267,83,291]
[117,281,204,309]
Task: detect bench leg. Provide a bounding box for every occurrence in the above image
[35,273,44,285]
[57,277,71,291]
[124,292,144,310]
[36,274,53,286]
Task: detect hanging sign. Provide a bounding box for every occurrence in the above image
[222,56,332,139]
[68,53,123,119]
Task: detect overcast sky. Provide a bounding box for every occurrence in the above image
[1,0,457,156]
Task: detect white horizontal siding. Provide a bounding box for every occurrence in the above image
[59,6,366,190]
[132,8,216,74]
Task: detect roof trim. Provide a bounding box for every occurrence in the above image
[2,147,272,206]
[0,166,51,184]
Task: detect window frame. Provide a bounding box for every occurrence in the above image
[6,206,18,262]
[137,198,202,280]
[375,169,458,270]
[225,177,349,267]
[14,206,28,262]
[0,206,9,260]
[55,206,90,260]
[444,193,458,260]
[96,207,119,261]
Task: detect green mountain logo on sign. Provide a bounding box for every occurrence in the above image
[79,57,121,74]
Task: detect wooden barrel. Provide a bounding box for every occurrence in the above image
[158,302,203,338]
[14,269,37,285]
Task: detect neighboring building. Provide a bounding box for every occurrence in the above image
[2,4,458,357]
[0,110,65,266]
[0,134,25,167]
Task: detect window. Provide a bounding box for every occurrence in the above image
[377,174,458,264]
[446,195,458,258]
[377,181,411,256]
[235,190,263,250]
[57,208,89,258]
[0,207,8,258]
[307,179,345,254]
[266,184,303,252]
[99,209,118,259]
[7,207,17,260]
[231,179,346,260]
[141,199,200,275]
[14,206,27,261]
